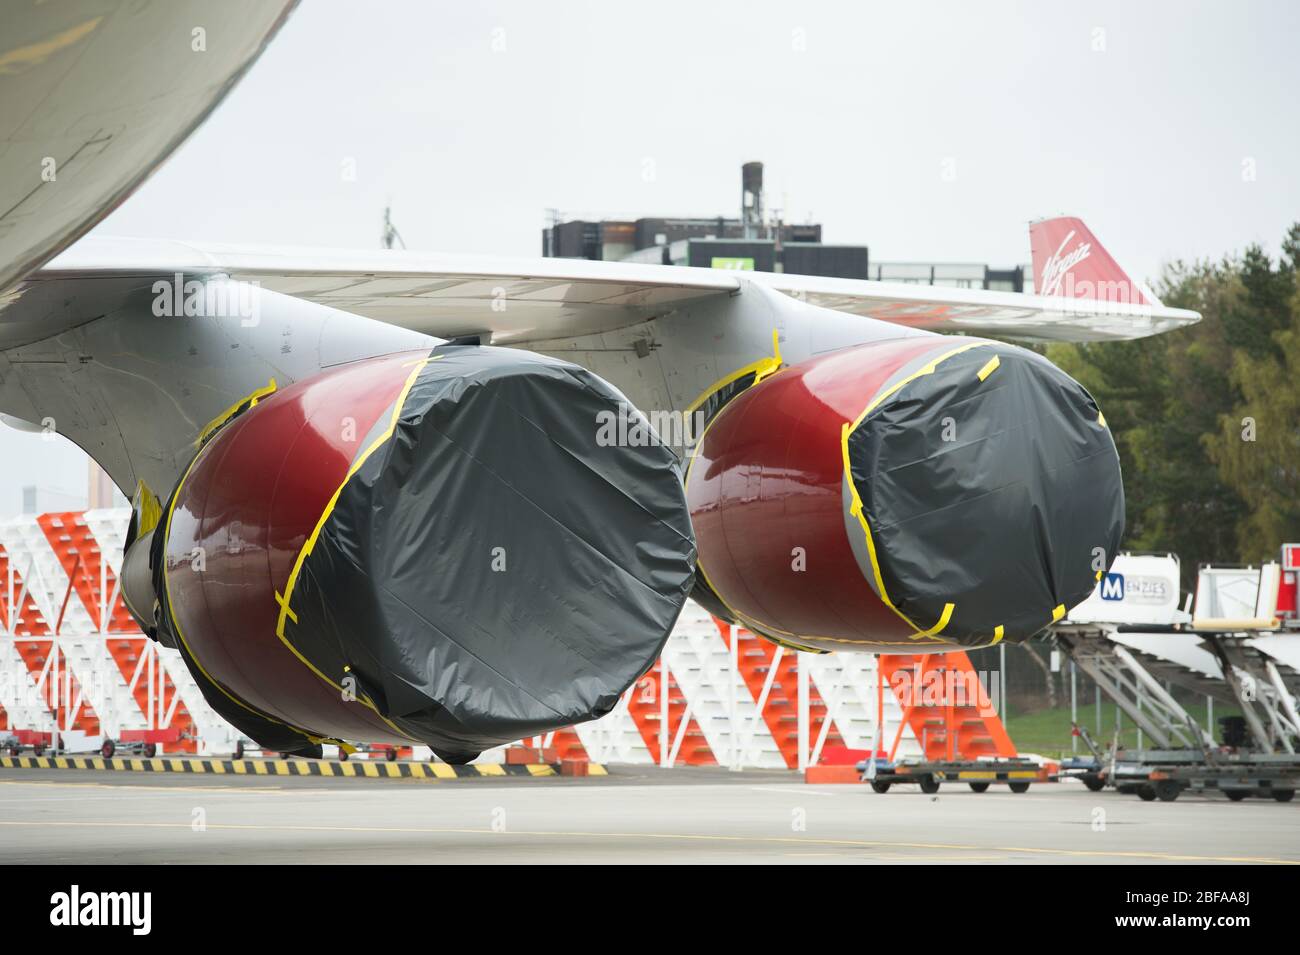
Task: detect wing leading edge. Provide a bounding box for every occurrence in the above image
[17,232,1199,347]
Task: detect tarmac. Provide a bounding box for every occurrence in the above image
[0,763,1296,864]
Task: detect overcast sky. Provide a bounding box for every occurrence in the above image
[4,0,1299,516]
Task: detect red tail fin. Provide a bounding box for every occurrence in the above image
[1029,216,1154,306]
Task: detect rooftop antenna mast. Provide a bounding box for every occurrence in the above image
[544,207,564,257]
[382,203,406,250]
[741,161,764,240]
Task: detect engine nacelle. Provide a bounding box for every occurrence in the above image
[152,346,696,761]
[685,336,1123,653]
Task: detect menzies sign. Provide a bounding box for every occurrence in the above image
[1065,555,1184,626]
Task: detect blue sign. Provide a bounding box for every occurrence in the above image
[1100,572,1125,601]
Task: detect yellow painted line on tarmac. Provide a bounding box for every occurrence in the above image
[0,820,1292,865]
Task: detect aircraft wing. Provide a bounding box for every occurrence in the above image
[748,269,1197,342]
[0,0,298,295]
[16,233,1199,347]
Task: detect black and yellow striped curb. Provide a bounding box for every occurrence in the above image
[0,755,607,779]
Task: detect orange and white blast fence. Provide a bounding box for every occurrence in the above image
[1,508,1016,766]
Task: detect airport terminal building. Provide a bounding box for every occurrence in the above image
[542,161,1028,291]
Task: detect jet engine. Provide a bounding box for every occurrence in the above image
[133,346,696,761]
[685,336,1123,653]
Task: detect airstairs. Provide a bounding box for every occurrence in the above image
[1053,550,1300,799]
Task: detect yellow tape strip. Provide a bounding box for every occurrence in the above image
[131,480,163,539]
[976,355,1000,381]
[841,341,993,639]
[681,331,864,649]
[194,379,278,448]
[272,356,444,733]
[683,328,783,418]
[681,330,938,649]
[161,413,317,743]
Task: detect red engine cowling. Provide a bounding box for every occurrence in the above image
[685,336,1124,653]
[152,346,695,761]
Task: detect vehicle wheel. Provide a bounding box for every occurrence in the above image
[1137,784,1157,801]
[1008,781,1030,794]
[918,774,940,795]
[143,743,157,758]
[385,747,398,762]
[1154,780,1181,802]
[1272,789,1295,803]
[870,780,891,794]
[100,740,115,759]
[968,782,990,793]
[233,741,244,759]
[33,743,45,757]
[1083,774,1106,792]
[1224,789,1248,802]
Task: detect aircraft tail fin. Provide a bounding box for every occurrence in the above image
[1029,216,1159,306]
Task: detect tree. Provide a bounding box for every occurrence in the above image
[1205,284,1300,560]
[1047,223,1300,584]
[1223,233,1295,361]
[1048,258,1247,587]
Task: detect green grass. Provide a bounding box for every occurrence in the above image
[1000,701,1240,758]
